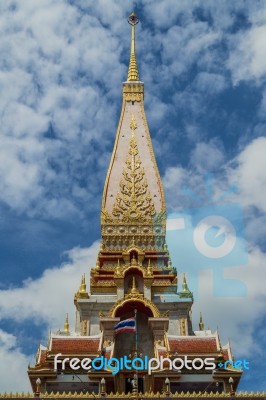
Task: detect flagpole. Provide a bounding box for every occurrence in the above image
[134,308,138,354]
[134,308,138,396]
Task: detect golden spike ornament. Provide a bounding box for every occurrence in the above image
[127,12,140,81]
[147,259,153,275]
[115,259,122,276]
[63,313,70,334]
[182,273,188,291]
[77,274,89,299]
[80,274,86,292]
[178,273,193,299]
[130,276,139,295]
[199,312,205,331]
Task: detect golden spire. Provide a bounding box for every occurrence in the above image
[63,313,70,334]
[75,274,89,300]
[80,274,86,292]
[182,274,189,291]
[96,259,100,270]
[147,259,153,275]
[131,253,137,265]
[127,12,140,81]
[199,312,205,331]
[115,259,121,275]
[79,274,89,297]
[178,273,193,299]
[130,276,139,295]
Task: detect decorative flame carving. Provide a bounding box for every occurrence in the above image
[102,115,156,225]
[111,115,156,223]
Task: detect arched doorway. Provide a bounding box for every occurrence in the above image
[113,300,155,394]
[114,300,154,360]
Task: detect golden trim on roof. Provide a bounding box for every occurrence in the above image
[4,391,266,398]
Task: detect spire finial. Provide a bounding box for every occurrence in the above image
[63,313,70,334]
[182,273,188,291]
[116,259,121,275]
[79,274,87,293]
[127,12,140,81]
[96,259,100,270]
[147,258,153,275]
[199,312,205,331]
[131,252,137,265]
[178,273,193,299]
[130,276,139,295]
[76,273,89,299]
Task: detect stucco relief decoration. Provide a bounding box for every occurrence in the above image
[103,115,156,225]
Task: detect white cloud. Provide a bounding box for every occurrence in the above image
[145,94,170,128]
[163,136,266,213]
[142,0,264,32]
[0,329,32,393]
[258,87,266,116]
[163,166,186,191]
[228,136,266,213]
[0,241,99,329]
[190,140,225,172]
[0,240,99,392]
[0,0,125,218]
[245,213,266,247]
[228,23,266,84]
[192,72,227,95]
[162,141,226,210]
[159,22,221,79]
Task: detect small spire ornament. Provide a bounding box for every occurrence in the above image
[63,313,70,334]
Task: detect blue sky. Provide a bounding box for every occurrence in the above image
[0,0,266,392]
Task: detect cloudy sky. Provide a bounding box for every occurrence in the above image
[0,0,266,393]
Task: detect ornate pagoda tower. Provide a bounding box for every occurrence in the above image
[28,13,242,395]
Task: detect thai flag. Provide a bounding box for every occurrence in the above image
[114,318,136,335]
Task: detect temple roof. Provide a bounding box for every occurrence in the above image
[38,349,47,364]
[168,336,218,354]
[49,337,100,354]
[47,334,101,354]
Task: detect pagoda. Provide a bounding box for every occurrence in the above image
[28,12,242,395]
